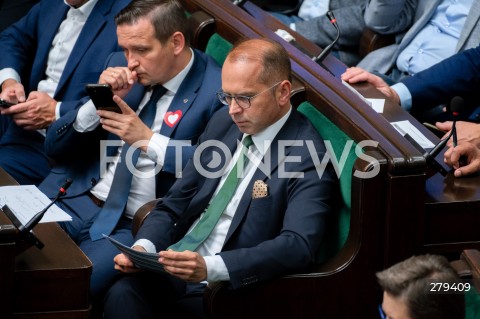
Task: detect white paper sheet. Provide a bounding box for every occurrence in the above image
[391,120,435,149]
[0,185,72,226]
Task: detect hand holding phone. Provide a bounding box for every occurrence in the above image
[86,84,121,113]
[0,98,16,108]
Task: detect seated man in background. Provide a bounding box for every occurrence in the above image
[343,46,480,177]
[103,38,338,318]
[0,0,131,185]
[342,45,480,122]
[267,0,366,66]
[38,0,222,309]
[377,254,465,319]
[359,0,480,85]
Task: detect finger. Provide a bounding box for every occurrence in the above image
[113,95,133,114]
[435,121,452,131]
[1,102,28,115]
[454,163,478,177]
[159,250,195,261]
[14,88,26,103]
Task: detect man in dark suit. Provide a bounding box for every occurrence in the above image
[103,38,338,318]
[0,0,131,185]
[38,0,223,305]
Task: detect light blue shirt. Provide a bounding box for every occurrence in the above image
[396,0,472,76]
[391,82,413,111]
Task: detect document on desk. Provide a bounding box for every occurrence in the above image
[365,98,385,113]
[0,185,72,225]
[104,235,166,273]
[391,120,435,149]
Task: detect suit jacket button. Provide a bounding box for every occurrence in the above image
[91,178,97,186]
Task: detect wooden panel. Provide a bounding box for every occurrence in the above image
[0,168,92,318]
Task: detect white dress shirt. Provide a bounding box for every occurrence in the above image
[0,0,98,121]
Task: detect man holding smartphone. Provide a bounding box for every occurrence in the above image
[38,0,223,311]
[0,0,131,185]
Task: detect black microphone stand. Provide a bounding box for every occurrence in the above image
[312,11,339,77]
[2,179,72,250]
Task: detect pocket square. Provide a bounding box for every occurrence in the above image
[252,180,268,199]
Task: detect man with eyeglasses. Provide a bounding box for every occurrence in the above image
[104,38,338,318]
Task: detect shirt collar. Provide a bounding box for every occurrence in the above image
[162,48,195,95]
[64,0,98,17]
[244,106,292,155]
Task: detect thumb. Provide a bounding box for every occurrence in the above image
[112,95,133,114]
[435,121,452,131]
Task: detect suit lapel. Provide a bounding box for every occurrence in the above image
[399,0,440,53]
[224,110,301,243]
[160,50,205,137]
[457,1,480,51]
[56,0,114,96]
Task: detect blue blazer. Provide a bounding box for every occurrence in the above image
[401,45,480,114]
[136,107,338,289]
[39,49,223,200]
[0,0,131,184]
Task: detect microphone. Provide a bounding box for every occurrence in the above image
[449,96,468,167]
[232,0,247,7]
[423,131,452,176]
[23,178,73,232]
[450,96,464,147]
[312,11,340,64]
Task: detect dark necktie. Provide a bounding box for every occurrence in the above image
[168,135,254,252]
[89,85,167,241]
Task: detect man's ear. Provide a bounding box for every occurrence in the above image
[278,80,292,105]
[171,31,185,55]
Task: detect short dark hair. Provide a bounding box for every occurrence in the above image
[377,254,465,319]
[115,0,190,45]
[227,38,292,84]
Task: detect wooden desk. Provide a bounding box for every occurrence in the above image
[0,168,91,318]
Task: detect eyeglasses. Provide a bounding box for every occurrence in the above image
[216,81,282,109]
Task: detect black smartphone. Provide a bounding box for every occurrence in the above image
[86,84,121,113]
[0,98,15,108]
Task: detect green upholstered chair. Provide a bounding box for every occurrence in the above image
[297,101,355,262]
[205,33,232,66]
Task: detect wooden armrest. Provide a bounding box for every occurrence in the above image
[450,249,480,291]
[461,249,480,279]
[358,27,395,58]
[132,199,161,236]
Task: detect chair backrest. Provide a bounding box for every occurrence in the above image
[297,101,355,262]
[205,33,233,66]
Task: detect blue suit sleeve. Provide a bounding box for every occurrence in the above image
[401,46,480,112]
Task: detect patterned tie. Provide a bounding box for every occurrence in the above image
[89,85,167,241]
[168,135,254,252]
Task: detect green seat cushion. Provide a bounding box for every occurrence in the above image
[205,33,233,66]
[466,286,480,319]
[297,102,355,262]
